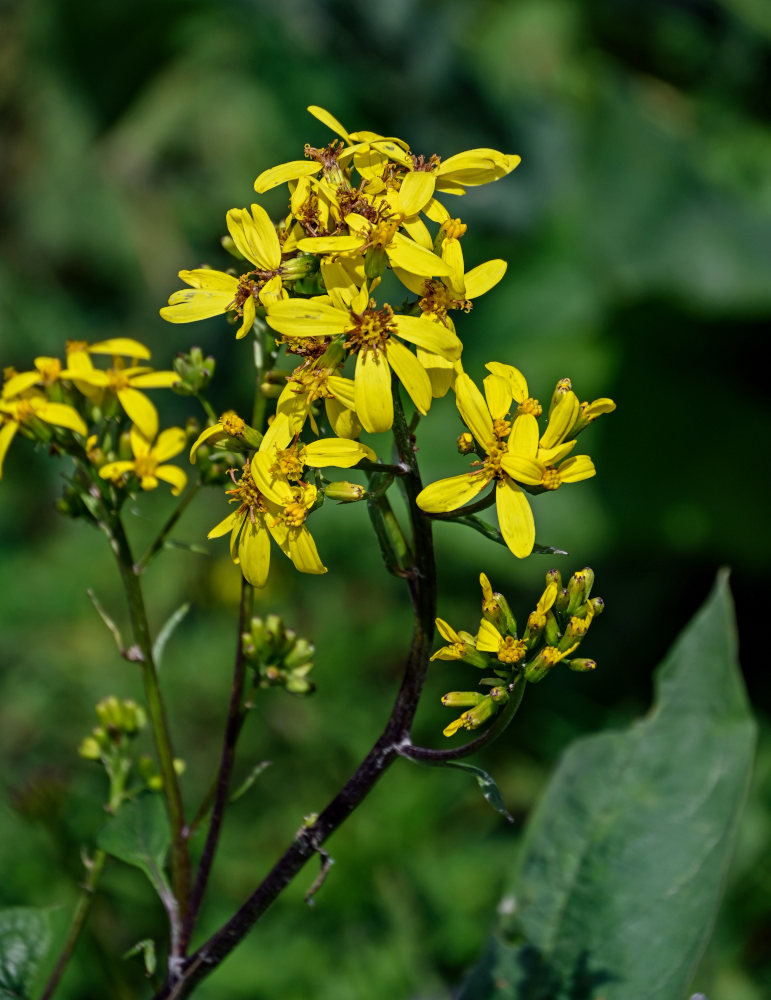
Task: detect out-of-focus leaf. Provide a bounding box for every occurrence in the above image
[0,907,51,1000]
[152,601,190,668]
[460,571,756,1000]
[97,794,172,903]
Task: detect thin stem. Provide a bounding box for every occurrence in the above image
[38,850,106,1000]
[398,673,527,764]
[101,514,190,925]
[179,579,253,953]
[136,481,203,574]
[152,386,438,999]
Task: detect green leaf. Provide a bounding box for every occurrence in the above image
[97,794,172,903]
[446,761,515,824]
[0,907,51,1000]
[124,938,157,977]
[152,601,190,668]
[229,760,273,804]
[460,571,756,1000]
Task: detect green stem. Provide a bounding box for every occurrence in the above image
[38,850,107,1000]
[136,481,203,574]
[101,514,190,926]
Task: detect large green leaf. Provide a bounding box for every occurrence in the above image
[97,794,172,903]
[460,571,756,1000]
[0,907,51,1000]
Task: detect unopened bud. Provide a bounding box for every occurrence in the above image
[479,573,516,634]
[566,658,596,672]
[441,691,487,708]
[457,432,475,454]
[566,568,594,614]
[548,377,572,416]
[173,347,216,396]
[324,481,367,503]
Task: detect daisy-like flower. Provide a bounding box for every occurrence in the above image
[266,280,462,434]
[416,371,549,558]
[207,462,325,589]
[62,351,180,441]
[99,425,188,495]
[160,203,284,339]
[476,619,527,666]
[0,390,88,479]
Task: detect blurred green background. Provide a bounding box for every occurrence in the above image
[1,0,769,997]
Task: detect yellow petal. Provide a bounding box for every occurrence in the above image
[541,391,580,449]
[354,350,393,434]
[423,198,450,224]
[160,289,234,324]
[441,238,466,295]
[455,374,494,450]
[2,371,45,398]
[236,295,256,339]
[391,266,429,297]
[265,299,349,337]
[401,215,433,249]
[130,371,180,389]
[208,510,242,539]
[258,275,284,307]
[189,421,224,462]
[0,421,19,478]
[98,460,134,480]
[176,269,239,293]
[482,373,512,421]
[117,388,158,440]
[303,438,375,467]
[436,618,462,644]
[500,453,544,486]
[327,375,357,409]
[35,402,88,436]
[496,478,535,558]
[129,424,151,458]
[296,234,362,254]
[476,618,504,653]
[386,340,432,415]
[156,464,188,496]
[508,413,539,458]
[307,105,352,143]
[254,160,320,193]
[386,232,452,277]
[325,397,361,439]
[238,519,271,588]
[464,259,507,299]
[398,171,436,216]
[154,426,187,463]
[485,361,529,402]
[320,261,358,309]
[416,469,489,513]
[286,526,327,575]
[557,455,596,483]
[392,315,461,359]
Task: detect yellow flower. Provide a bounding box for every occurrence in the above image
[476,619,527,665]
[266,281,462,434]
[62,351,179,440]
[416,371,547,558]
[160,204,284,339]
[207,463,325,589]
[99,425,188,495]
[0,392,88,479]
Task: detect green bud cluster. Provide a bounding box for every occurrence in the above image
[173,346,216,396]
[439,568,604,737]
[78,697,149,812]
[242,614,315,695]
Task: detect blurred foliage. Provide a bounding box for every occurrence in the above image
[0,0,769,997]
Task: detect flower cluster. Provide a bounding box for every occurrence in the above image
[159,105,613,570]
[435,568,603,737]
[0,338,188,500]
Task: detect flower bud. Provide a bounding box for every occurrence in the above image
[479,573,516,635]
[441,691,487,708]
[173,347,216,396]
[457,432,475,454]
[566,658,596,672]
[324,481,367,503]
[281,253,319,281]
[566,567,594,614]
[548,377,572,417]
